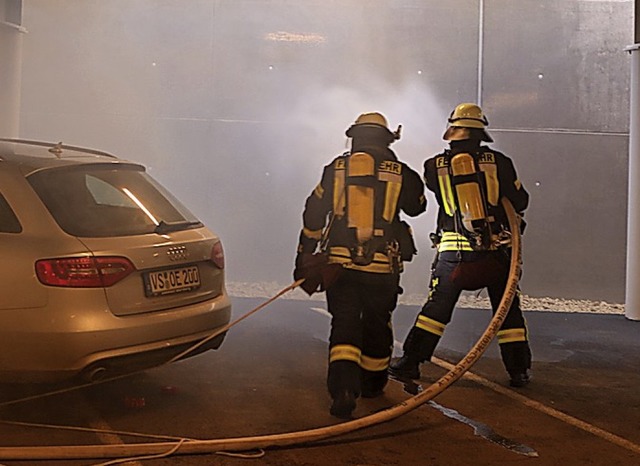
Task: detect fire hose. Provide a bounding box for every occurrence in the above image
[0,198,521,461]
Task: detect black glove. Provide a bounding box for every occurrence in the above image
[293,252,342,295]
[293,252,311,281]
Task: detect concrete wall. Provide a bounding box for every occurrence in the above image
[17,0,633,302]
[0,0,24,137]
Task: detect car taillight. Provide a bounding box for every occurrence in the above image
[210,241,225,269]
[35,256,136,287]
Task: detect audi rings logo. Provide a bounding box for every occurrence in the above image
[167,245,189,261]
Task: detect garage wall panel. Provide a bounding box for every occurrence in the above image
[18,0,633,302]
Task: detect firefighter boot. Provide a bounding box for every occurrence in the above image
[330,389,357,419]
[361,371,387,398]
[388,327,439,380]
[388,354,421,380]
[501,341,532,388]
[509,370,531,388]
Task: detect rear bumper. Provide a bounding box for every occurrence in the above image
[0,292,232,383]
[76,329,229,383]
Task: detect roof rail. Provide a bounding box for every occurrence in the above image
[0,138,118,159]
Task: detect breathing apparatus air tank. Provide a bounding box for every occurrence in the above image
[450,152,492,250]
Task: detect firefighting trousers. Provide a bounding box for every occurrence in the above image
[325,269,400,398]
[402,250,532,375]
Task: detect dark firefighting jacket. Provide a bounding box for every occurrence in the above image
[299,145,426,273]
[424,140,529,253]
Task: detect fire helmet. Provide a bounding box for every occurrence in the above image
[443,103,493,142]
[346,112,400,142]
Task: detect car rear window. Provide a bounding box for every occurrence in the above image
[27,164,202,237]
[0,193,22,233]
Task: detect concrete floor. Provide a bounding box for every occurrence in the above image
[0,296,638,465]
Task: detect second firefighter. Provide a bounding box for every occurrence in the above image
[389,103,532,388]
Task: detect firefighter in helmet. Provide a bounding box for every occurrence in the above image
[294,112,426,419]
[389,103,532,388]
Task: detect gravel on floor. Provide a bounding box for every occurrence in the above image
[227,281,625,315]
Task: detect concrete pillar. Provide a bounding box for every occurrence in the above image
[625,0,640,320]
[0,0,26,138]
[625,44,640,321]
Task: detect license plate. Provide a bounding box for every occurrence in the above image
[144,265,201,297]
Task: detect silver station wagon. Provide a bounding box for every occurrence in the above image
[0,138,232,383]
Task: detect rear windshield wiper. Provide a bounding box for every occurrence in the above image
[154,220,203,234]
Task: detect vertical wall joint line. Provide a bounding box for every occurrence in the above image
[477,0,484,107]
